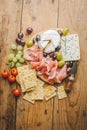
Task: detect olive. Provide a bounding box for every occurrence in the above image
[68,61,73,68]
[36,34,41,42]
[52,55,56,60]
[57,30,63,36]
[26,27,33,35]
[33,37,36,44]
[49,52,55,57]
[20,40,25,46]
[16,38,21,44]
[18,32,24,39]
[43,52,47,57]
[55,45,61,51]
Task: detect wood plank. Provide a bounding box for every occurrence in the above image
[0,0,22,130]
[16,0,58,130]
[53,0,87,130]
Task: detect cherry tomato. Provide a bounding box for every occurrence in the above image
[11,68,18,76]
[8,75,16,83]
[1,70,9,78]
[13,88,21,97]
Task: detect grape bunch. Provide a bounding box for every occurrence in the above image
[8,44,25,68]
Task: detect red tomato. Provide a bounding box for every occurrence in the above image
[1,70,9,78]
[8,75,16,83]
[13,88,21,97]
[11,68,18,76]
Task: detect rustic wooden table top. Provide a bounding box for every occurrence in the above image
[0,0,87,130]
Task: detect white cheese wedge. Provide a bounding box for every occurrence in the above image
[40,30,60,53]
[44,40,55,53]
[38,40,49,49]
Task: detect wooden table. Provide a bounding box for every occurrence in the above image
[0,0,87,130]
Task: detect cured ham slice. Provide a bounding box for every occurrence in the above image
[24,44,69,84]
[56,64,67,83]
[24,44,43,62]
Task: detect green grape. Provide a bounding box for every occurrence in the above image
[11,44,17,50]
[56,52,62,61]
[17,51,23,56]
[17,45,23,51]
[16,54,21,60]
[19,57,25,63]
[58,60,65,68]
[13,57,17,63]
[26,41,33,47]
[8,54,14,62]
[16,62,22,67]
[9,62,15,68]
[62,28,69,36]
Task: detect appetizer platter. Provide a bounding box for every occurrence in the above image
[1,27,80,104]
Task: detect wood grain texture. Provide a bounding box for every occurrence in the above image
[0,0,87,130]
[0,0,22,130]
[53,0,87,130]
[16,0,58,130]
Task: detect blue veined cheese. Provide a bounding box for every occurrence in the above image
[39,30,60,53]
[60,34,80,61]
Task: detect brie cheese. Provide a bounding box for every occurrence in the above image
[44,40,55,53]
[40,30,60,53]
[38,40,49,49]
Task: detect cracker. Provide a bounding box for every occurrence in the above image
[22,74,37,90]
[16,75,20,84]
[60,34,80,61]
[31,86,44,100]
[57,86,67,99]
[43,84,57,101]
[29,79,44,100]
[23,93,35,104]
[36,78,44,87]
[23,85,44,103]
[17,65,37,92]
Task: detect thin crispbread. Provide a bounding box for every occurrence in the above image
[57,85,67,99]
[43,84,57,101]
[17,65,37,92]
[23,93,35,104]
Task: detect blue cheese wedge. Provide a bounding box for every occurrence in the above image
[40,30,60,53]
[60,34,80,61]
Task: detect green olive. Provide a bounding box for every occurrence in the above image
[26,41,33,47]
[58,60,65,68]
[62,28,69,36]
[56,52,62,61]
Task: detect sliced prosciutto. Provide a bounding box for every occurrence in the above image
[56,64,67,83]
[24,44,69,84]
[24,44,43,62]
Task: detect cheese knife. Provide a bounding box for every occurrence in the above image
[64,62,77,93]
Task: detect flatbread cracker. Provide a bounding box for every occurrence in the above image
[57,86,67,99]
[36,78,44,87]
[17,65,37,92]
[16,75,20,84]
[31,86,44,100]
[23,93,35,104]
[43,84,57,101]
[60,34,80,61]
[23,85,44,103]
[22,74,37,90]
